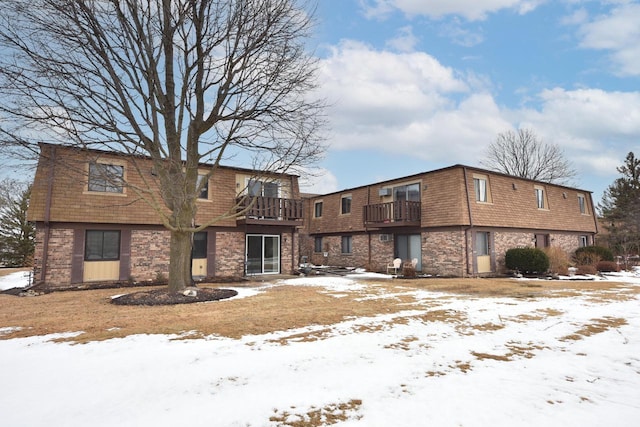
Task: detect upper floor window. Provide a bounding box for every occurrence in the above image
[394,183,420,202]
[314,201,323,218]
[341,235,352,254]
[88,163,124,193]
[85,230,120,261]
[473,174,491,203]
[577,194,587,214]
[341,195,352,215]
[197,174,209,200]
[534,186,547,209]
[248,179,279,198]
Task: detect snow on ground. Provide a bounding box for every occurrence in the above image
[2,273,640,426]
[0,270,31,291]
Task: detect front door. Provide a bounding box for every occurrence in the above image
[395,234,422,271]
[475,231,492,274]
[246,234,280,275]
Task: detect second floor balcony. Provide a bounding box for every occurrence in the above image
[364,200,421,228]
[236,196,304,226]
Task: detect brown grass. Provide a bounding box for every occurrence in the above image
[269,399,363,426]
[1,277,636,343]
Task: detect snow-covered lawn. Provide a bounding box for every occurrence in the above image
[1,272,640,426]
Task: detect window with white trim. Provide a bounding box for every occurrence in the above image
[473,174,491,203]
[534,186,547,209]
[578,194,587,214]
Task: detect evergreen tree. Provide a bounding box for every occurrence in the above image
[0,181,35,267]
[599,152,640,261]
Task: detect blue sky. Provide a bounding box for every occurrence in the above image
[300,0,640,204]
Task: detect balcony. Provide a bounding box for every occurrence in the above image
[363,200,421,228]
[236,196,304,226]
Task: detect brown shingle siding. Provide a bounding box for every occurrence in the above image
[27,144,301,228]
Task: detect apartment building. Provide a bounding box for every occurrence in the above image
[301,165,598,276]
[27,144,304,289]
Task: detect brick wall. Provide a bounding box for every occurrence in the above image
[423,230,467,277]
[34,227,74,287]
[130,230,171,281]
[215,231,245,276]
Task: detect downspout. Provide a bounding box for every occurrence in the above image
[367,185,372,269]
[40,145,56,284]
[462,167,474,277]
[588,192,599,244]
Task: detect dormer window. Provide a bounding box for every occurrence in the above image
[88,163,124,193]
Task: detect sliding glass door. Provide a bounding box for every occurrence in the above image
[246,235,280,275]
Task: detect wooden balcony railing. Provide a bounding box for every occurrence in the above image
[363,200,421,227]
[236,196,304,225]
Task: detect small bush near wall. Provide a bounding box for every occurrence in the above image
[574,246,614,266]
[596,261,619,272]
[505,248,550,274]
[543,247,569,276]
[576,264,597,275]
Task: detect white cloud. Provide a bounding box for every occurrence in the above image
[522,88,640,144]
[318,41,510,164]
[513,87,640,193]
[299,167,339,194]
[360,0,545,21]
[385,26,419,52]
[575,3,640,76]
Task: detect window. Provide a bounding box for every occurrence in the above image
[341,236,352,254]
[197,175,209,200]
[473,175,490,202]
[314,237,323,253]
[85,230,120,261]
[578,194,586,214]
[341,195,352,215]
[192,232,207,259]
[535,234,550,248]
[475,231,490,256]
[534,186,547,209]
[579,235,589,247]
[314,201,323,218]
[394,183,420,202]
[248,179,279,197]
[88,163,124,193]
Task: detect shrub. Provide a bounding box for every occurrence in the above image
[576,264,597,275]
[505,247,550,274]
[543,247,569,276]
[596,261,619,272]
[402,264,417,278]
[574,246,614,264]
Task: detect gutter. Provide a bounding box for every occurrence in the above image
[462,167,474,277]
[40,145,56,284]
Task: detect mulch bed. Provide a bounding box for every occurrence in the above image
[111,287,238,306]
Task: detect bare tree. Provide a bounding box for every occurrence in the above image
[481,129,577,185]
[0,0,325,292]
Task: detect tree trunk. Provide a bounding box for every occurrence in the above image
[168,229,193,294]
